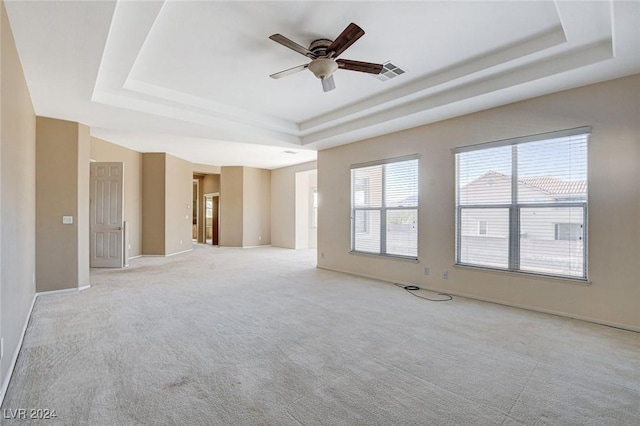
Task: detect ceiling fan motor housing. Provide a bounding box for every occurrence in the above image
[309,38,333,57]
[308,39,337,79]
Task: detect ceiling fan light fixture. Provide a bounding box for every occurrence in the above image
[308,58,338,79]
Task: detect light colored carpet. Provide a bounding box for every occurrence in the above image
[2,245,639,425]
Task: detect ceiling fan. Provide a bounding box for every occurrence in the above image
[269,23,383,92]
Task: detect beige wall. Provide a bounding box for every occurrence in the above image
[142,153,165,255]
[243,167,271,247]
[90,137,142,256]
[0,0,36,390]
[193,163,221,175]
[142,153,193,255]
[219,166,271,247]
[35,117,90,292]
[203,174,220,194]
[220,166,243,247]
[318,74,640,331]
[271,161,317,249]
[164,153,192,254]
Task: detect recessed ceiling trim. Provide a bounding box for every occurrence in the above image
[123,78,299,134]
[299,25,568,133]
[301,38,614,147]
[92,89,303,147]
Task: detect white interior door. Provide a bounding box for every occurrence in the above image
[90,162,124,268]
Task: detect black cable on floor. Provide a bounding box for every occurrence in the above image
[394,283,453,301]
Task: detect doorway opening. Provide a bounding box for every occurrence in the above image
[204,193,219,245]
[192,179,199,242]
[294,169,318,249]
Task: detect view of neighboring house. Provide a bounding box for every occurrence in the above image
[458,171,586,276]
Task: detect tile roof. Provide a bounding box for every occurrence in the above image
[519,176,587,195]
[464,171,586,195]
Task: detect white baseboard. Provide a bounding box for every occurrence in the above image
[242,245,272,249]
[165,248,193,257]
[128,255,142,260]
[0,294,37,406]
[78,285,91,292]
[139,249,193,258]
[317,265,640,333]
[36,286,86,297]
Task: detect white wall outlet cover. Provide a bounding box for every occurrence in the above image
[62,216,73,224]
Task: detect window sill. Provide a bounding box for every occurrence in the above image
[350,250,419,263]
[453,263,591,286]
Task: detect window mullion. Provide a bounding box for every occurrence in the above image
[510,145,520,271]
[351,172,357,252]
[380,165,387,255]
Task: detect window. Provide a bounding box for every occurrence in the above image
[351,155,419,259]
[455,127,589,279]
[478,221,488,236]
[555,223,582,241]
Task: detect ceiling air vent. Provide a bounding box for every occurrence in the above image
[374,61,406,82]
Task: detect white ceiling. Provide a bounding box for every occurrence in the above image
[5,1,640,170]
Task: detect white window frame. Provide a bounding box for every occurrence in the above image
[454,127,590,280]
[350,154,419,260]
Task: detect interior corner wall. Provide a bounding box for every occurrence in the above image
[317,74,640,331]
[164,153,193,255]
[142,153,166,255]
[77,124,90,287]
[35,117,89,292]
[271,161,317,249]
[0,0,36,392]
[90,137,142,257]
[220,166,243,247]
[242,167,271,247]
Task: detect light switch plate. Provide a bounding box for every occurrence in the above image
[62,216,73,224]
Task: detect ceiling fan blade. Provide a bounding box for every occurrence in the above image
[269,34,316,58]
[270,64,309,79]
[336,59,383,74]
[327,23,365,58]
[321,75,336,92]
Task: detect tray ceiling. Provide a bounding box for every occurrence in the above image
[5,1,640,169]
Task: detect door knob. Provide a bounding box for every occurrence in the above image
[116,226,122,231]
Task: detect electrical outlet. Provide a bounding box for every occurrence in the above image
[259,236,262,241]
[128,244,131,250]
[180,240,183,245]
[442,270,448,279]
[424,267,430,275]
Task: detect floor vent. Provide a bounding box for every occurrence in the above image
[374,61,406,81]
